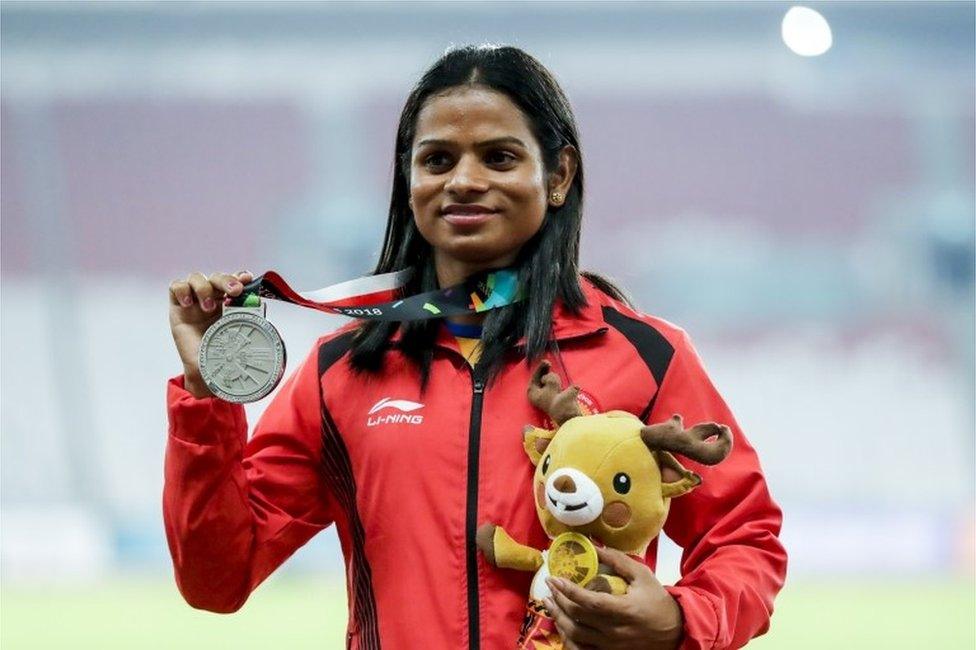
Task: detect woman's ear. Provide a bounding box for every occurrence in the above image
[547,145,579,207]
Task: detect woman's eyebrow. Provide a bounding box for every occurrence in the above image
[416,136,527,148]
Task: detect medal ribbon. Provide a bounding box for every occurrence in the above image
[231,266,523,321]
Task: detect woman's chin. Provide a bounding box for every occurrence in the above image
[433,238,519,267]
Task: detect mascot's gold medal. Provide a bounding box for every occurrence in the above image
[548,532,598,586]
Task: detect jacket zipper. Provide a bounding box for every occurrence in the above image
[465,365,486,650]
[460,326,605,649]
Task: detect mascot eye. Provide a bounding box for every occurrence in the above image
[613,472,631,494]
[541,455,551,474]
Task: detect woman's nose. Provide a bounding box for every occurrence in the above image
[444,155,489,195]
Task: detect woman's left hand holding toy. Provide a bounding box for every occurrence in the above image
[545,546,684,650]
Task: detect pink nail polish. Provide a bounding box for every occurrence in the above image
[180,296,192,306]
[202,297,215,311]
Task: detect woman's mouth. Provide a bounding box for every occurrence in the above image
[443,213,498,226]
[441,205,499,227]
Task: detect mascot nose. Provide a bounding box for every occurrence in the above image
[553,475,577,493]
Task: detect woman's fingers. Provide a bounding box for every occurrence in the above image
[545,596,604,648]
[170,270,252,312]
[595,545,652,585]
[187,272,217,312]
[548,577,625,622]
[548,582,605,628]
[169,279,193,307]
[210,271,244,297]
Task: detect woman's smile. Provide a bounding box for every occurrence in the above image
[441,203,502,227]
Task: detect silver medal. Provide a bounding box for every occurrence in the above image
[198,301,286,403]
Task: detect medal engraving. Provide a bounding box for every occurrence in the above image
[198,303,286,403]
[548,532,599,587]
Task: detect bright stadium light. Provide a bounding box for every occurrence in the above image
[781,6,833,57]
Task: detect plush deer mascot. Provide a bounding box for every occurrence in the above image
[476,361,733,648]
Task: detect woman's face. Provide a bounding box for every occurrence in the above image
[409,86,573,270]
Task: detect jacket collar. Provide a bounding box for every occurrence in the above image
[388,275,608,350]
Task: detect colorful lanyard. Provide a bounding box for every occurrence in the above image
[230,265,522,321]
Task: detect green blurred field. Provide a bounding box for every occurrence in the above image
[2,578,973,648]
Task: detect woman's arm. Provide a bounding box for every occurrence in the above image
[653,330,788,650]
[162,339,337,613]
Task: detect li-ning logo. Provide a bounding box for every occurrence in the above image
[367,397,425,427]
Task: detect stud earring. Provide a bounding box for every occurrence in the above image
[550,191,564,206]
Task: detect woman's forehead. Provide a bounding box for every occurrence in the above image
[413,86,535,146]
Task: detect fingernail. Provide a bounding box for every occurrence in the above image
[180,296,192,307]
[202,297,215,311]
[227,281,240,291]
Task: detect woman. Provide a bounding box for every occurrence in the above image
[165,45,786,650]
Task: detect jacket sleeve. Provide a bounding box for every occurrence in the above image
[650,330,787,650]
[162,340,337,613]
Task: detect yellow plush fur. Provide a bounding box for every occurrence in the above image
[477,361,732,603]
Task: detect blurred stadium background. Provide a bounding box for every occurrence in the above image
[2,1,973,647]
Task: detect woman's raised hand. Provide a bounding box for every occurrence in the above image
[168,271,254,398]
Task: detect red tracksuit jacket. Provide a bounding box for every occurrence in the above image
[163,277,787,649]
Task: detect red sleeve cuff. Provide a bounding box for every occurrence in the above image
[167,375,247,447]
[665,584,722,650]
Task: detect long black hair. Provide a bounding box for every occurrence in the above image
[349,44,631,390]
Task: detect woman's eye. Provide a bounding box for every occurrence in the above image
[485,150,516,165]
[423,153,451,169]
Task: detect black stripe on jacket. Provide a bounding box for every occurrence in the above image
[601,306,676,422]
[318,332,381,650]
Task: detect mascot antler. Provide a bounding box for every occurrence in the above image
[527,360,582,425]
[641,415,733,465]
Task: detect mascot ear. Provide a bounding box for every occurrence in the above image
[655,451,702,499]
[523,425,555,466]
